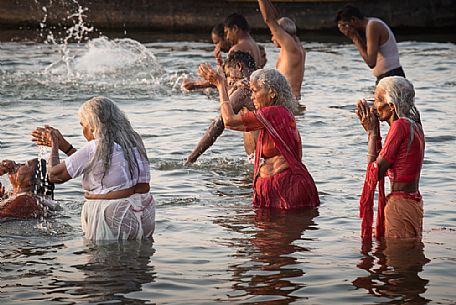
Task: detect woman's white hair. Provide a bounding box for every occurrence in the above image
[79,96,148,180]
[377,76,421,125]
[250,68,296,113]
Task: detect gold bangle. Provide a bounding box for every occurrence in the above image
[367,153,377,158]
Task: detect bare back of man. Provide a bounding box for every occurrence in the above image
[275,31,305,100]
[258,0,306,101]
[229,39,261,70]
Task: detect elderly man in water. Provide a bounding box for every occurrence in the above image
[0,158,56,219]
[258,0,306,105]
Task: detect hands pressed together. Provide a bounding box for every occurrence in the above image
[31,125,63,149]
[338,23,358,40]
[356,99,379,136]
[197,63,225,86]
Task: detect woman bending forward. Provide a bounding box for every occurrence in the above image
[33,97,155,241]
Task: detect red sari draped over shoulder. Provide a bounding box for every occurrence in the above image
[247,106,320,209]
[360,118,425,239]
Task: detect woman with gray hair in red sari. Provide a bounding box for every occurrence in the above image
[356,76,424,240]
[198,65,319,209]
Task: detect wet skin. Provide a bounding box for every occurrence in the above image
[0,158,45,219]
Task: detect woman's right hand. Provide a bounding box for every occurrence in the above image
[32,125,64,149]
[356,99,379,136]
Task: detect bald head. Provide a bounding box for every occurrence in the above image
[278,17,296,36]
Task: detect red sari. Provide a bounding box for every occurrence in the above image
[360,118,425,239]
[242,106,320,209]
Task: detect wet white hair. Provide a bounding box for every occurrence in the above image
[278,17,296,36]
[79,96,148,180]
[250,68,296,112]
[377,76,421,125]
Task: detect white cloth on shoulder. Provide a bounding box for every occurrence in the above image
[81,192,155,241]
[65,140,150,195]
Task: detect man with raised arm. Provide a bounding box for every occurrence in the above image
[336,5,405,84]
[224,13,262,69]
[258,0,306,102]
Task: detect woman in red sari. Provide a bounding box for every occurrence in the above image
[357,76,424,239]
[198,65,319,209]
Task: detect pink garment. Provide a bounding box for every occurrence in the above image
[243,106,320,209]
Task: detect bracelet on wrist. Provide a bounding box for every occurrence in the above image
[63,144,73,155]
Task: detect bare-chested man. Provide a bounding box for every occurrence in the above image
[224,13,262,69]
[258,0,306,102]
[0,158,56,219]
[182,23,232,91]
[185,51,258,165]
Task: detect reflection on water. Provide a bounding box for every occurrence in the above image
[68,240,156,304]
[354,239,430,304]
[0,31,455,304]
[216,208,319,304]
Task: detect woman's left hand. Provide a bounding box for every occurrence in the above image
[356,99,379,135]
[32,125,62,149]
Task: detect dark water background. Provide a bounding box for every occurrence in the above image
[0,29,455,304]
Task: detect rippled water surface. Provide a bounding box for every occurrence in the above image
[1,35,455,304]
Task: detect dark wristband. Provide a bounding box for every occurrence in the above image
[63,144,73,155]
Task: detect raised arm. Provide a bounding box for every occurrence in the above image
[198,63,246,131]
[32,125,76,156]
[33,126,73,184]
[258,0,297,51]
[258,0,279,24]
[356,99,390,180]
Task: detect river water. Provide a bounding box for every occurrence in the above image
[1,33,455,304]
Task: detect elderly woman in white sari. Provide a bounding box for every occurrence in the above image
[32,96,155,241]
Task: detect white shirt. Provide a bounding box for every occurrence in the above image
[369,18,401,77]
[65,140,150,194]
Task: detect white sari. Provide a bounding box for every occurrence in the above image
[81,193,155,241]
